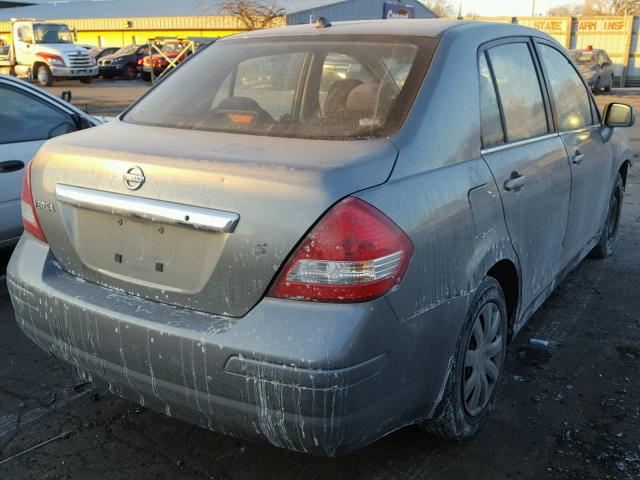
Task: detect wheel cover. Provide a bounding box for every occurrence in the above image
[37,68,49,84]
[462,302,503,417]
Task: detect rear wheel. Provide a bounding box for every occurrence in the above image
[141,71,151,82]
[80,77,93,84]
[35,65,53,87]
[421,276,508,440]
[591,173,624,259]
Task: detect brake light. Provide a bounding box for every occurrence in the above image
[269,198,413,303]
[21,162,47,243]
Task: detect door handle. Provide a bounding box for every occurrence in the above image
[0,160,25,173]
[572,151,585,165]
[504,173,526,192]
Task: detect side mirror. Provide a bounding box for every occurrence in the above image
[601,61,611,67]
[71,113,94,130]
[603,103,634,128]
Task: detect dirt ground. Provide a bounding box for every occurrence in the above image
[0,88,639,480]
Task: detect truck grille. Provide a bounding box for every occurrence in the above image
[67,51,93,68]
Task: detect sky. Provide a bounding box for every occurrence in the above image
[456,0,570,16]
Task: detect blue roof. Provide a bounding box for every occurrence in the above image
[0,0,379,21]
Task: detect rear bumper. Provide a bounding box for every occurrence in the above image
[51,66,98,78]
[8,235,467,456]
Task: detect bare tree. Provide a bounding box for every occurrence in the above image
[422,0,456,17]
[220,0,284,30]
[584,0,640,14]
[548,1,584,15]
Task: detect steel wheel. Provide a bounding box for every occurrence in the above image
[37,65,52,87]
[462,302,503,417]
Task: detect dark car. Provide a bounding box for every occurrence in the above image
[9,20,634,457]
[89,46,119,61]
[99,44,148,79]
[570,47,614,93]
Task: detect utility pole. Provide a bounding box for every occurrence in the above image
[531,0,536,16]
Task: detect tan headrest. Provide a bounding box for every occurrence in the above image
[346,83,382,115]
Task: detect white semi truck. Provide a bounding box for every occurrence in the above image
[0,19,98,86]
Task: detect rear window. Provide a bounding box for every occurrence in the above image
[124,35,437,140]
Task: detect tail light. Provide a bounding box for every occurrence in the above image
[269,198,413,303]
[21,162,47,243]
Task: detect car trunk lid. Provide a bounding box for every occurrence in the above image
[31,120,399,317]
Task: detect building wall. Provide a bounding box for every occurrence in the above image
[287,0,435,25]
[0,16,253,48]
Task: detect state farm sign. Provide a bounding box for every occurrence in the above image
[574,18,627,32]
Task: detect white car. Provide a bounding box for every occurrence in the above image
[0,74,101,248]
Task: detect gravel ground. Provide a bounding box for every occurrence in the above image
[0,88,638,479]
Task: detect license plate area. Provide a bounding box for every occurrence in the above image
[70,208,227,294]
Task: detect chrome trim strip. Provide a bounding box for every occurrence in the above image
[55,184,240,233]
[559,124,601,136]
[481,133,559,155]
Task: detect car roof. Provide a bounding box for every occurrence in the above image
[226,19,547,41]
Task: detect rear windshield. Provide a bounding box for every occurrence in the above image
[124,35,437,140]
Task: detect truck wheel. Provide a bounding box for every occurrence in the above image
[123,64,137,80]
[36,65,53,87]
[591,173,624,259]
[141,72,151,82]
[80,77,93,84]
[421,276,508,440]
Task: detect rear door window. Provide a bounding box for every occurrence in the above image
[486,43,549,143]
[538,44,593,131]
[478,52,504,148]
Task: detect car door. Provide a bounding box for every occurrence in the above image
[535,42,613,263]
[479,39,572,317]
[0,81,79,244]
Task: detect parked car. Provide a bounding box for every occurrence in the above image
[0,74,100,249]
[139,40,187,81]
[98,44,148,79]
[140,37,216,81]
[8,20,634,456]
[570,47,614,93]
[89,46,119,61]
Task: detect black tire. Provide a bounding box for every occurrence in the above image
[141,71,151,82]
[35,64,53,87]
[591,173,624,259]
[421,276,508,440]
[123,64,137,80]
[80,77,93,84]
[102,73,115,80]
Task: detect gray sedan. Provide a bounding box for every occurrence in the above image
[7,20,634,456]
[0,75,99,249]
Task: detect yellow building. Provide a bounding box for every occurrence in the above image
[0,0,436,48]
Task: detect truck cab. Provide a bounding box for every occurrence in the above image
[0,20,98,86]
